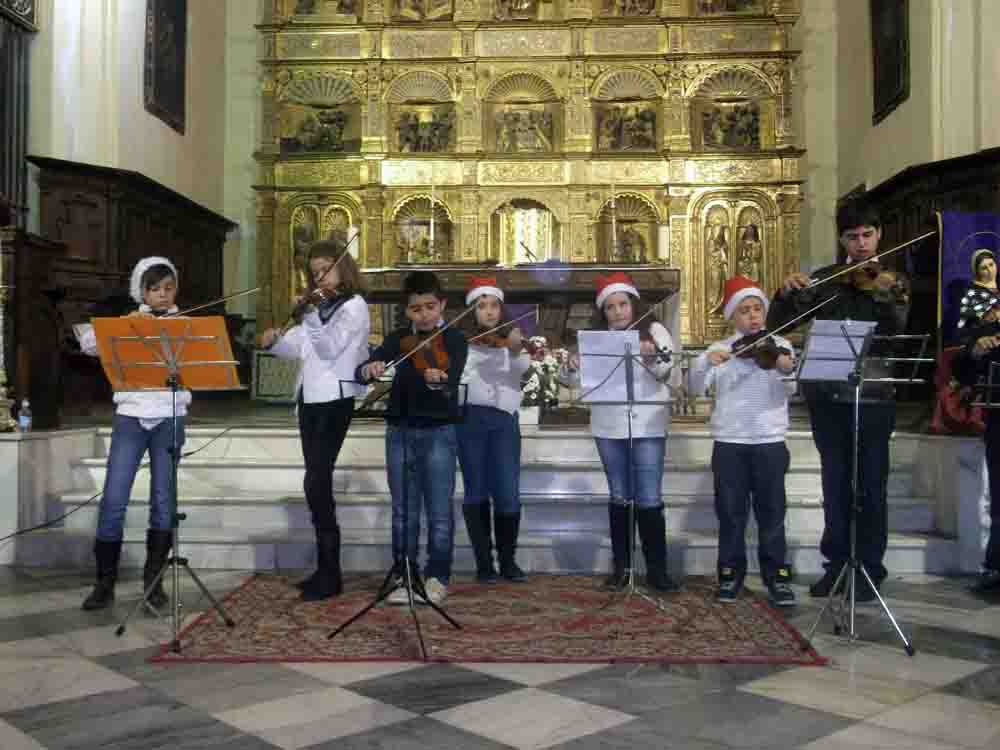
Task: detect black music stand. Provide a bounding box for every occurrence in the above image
[577,330,675,615]
[327,375,465,660]
[92,316,240,652]
[799,320,932,655]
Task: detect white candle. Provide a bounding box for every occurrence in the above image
[610,182,617,256]
[429,174,436,255]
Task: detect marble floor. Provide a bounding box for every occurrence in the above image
[0,567,998,750]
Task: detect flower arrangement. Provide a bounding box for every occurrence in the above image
[521,336,567,408]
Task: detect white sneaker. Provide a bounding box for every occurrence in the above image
[423,577,448,605]
[385,579,409,605]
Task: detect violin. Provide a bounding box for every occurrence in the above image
[732,330,792,371]
[470,330,539,356]
[399,331,450,374]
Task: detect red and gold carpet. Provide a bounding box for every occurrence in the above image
[151,574,825,665]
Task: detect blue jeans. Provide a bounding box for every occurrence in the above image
[456,405,521,514]
[96,414,186,542]
[386,424,457,583]
[595,436,666,509]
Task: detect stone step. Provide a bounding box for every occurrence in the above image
[71,456,922,498]
[52,491,935,535]
[10,527,956,577]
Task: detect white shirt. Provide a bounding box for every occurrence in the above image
[268,294,371,403]
[560,322,678,439]
[75,306,192,426]
[688,332,796,444]
[462,343,532,415]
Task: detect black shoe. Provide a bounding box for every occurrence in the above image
[142,529,173,610]
[605,503,630,591]
[646,569,680,593]
[301,529,343,602]
[295,529,328,592]
[970,569,1000,595]
[809,566,844,598]
[766,567,797,608]
[636,505,676,592]
[463,504,498,583]
[603,566,628,591]
[717,567,744,602]
[495,512,528,583]
[82,539,122,611]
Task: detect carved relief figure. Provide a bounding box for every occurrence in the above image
[290,109,348,152]
[294,0,357,13]
[701,101,760,150]
[705,206,731,313]
[495,0,538,20]
[736,213,763,282]
[616,225,648,263]
[696,0,763,14]
[601,0,656,17]
[494,108,554,153]
[291,210,319,292]
[394,0,452,21]
[596,104,657,151]
[396,107,454,152]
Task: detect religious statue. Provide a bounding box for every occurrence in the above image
[736,222,763,282]
[617,226,648,263]
[705,207,731,313]
[495,109,554,153]
[294,0,318,11]
[495,0,538,20]
[701,102,760,150]
[292,220,318,292]
[601,0,655,17]
[395,0,452,21]
[596,105,656,151]
[290,109,348,152]
[697,0,762,14]
[397,108,454,152]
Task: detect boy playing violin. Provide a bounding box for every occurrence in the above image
[689,276,798,606]
[357,271,468,605]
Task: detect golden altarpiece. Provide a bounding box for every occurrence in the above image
[254,0,803,346]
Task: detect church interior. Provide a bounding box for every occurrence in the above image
[1,1,999,748]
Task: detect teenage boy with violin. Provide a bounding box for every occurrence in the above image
[767,200,908,602]
[357,271,468,605]
[689,277,798,606]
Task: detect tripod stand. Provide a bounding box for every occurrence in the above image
[801,321,932,654]
[327,378,462,659]
[576,331,675,616]
[91,315,239,652]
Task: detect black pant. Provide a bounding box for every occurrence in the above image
[712,441,789,582]
[807,399,895,581]
[298,397,355,532]
[983,415,1000,570]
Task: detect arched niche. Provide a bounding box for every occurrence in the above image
[278,72,362,155]
[484,72,562,154]
[391,195,454,263]
[689,66,776,152]
[384,71,456,154]
[595,193,659,263]
[488,198,562,265]
[591,68,661,153]
[289,200,359,293]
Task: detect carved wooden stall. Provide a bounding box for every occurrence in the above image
[25,156,237,417]
[255,0,805,346]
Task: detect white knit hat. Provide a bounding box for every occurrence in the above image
[130,256,179,304]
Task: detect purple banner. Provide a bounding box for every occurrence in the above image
[940,211,1000,342]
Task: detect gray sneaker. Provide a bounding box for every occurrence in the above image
[423,577,448,605]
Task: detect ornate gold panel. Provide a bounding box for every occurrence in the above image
[382,29,460,58]
[476,28,572,57]
[275,160,363,187]
[479,161,568,185]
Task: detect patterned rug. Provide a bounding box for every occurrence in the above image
[152,574,826,665]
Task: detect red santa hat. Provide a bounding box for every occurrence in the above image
[722,275,768,320]
[595,271,639,309]
[465,276,504,306]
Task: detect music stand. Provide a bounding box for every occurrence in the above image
[577,330,674,615]
[798,319,932,655]
[90,316,239,652]
[326,375,465,660]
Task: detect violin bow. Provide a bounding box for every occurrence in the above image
[729,295,839,359]
[626,289,677,331]
[468,309,537,344]
[803,230,936,291]
[385,302,478,371]
[168,285,263,318]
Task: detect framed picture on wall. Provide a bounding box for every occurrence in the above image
[870,0,909,125]
[144,0,187,134]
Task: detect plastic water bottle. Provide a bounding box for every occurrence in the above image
[17,398,31,432]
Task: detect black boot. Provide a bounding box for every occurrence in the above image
[636,506,679,592]
[82,539,122,611]
[294,528,327,592]
[463,504,498,583]
[604,503,630,590]
[495,512,527,582]
[142,529,173,610]
[301,528,343,601]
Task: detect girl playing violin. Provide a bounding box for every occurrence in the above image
[260,239,371,601]
[75,257,188,612]
[457,277,532,583]
[688,276,797,606]
[356,271,468,605]
[560,272,680,592]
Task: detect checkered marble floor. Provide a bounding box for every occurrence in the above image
[0,568,998,750]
